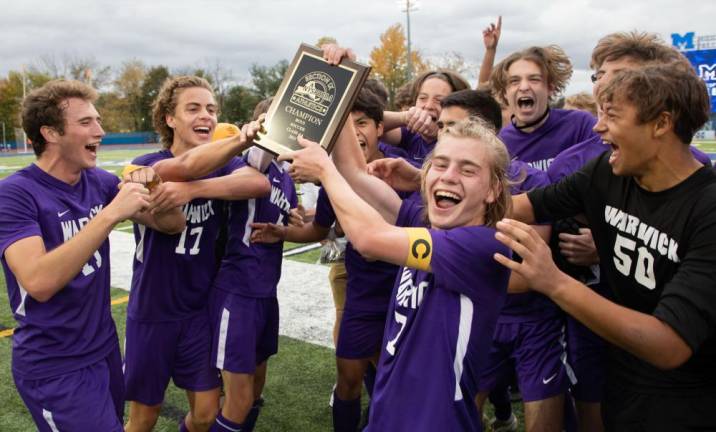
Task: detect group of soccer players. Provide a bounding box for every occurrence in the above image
[0,19,715,432]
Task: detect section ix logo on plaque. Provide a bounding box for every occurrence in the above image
[255,43,370,156]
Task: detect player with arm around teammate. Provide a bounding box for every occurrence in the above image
[122,76,270,432]
[0,80,185,431]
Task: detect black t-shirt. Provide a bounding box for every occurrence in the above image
[528,152,716,396]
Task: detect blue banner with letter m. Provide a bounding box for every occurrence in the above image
[684,49,716,113]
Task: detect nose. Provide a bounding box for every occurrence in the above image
[439,163,460,184]
[593,110,607,135]
[93,121,105,138]
[517,78,530,91]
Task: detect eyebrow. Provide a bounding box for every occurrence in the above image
[433,154,482,168]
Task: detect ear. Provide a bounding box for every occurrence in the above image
[376,121,384,138]
[165,113,176,129]
[40,125,59,144]
[652,111,673,139]
[485,178,499,205]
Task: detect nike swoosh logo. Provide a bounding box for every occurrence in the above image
[272,178,281,183]
[542,373,558,384]
[57,210,70,217]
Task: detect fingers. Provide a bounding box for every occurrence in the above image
[493,252,521,272]
[496,15,502,30]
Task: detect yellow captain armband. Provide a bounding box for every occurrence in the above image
[405,228,433,271]
[121,164,161,191]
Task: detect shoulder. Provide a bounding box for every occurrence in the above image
[548,135,607,182]
[434,225,508,258]
[0,169,35,199]
[554,108,597,126]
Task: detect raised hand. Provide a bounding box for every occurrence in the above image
[404,107,438,138]
[121,165,161,191]
[321,44,357,65]
[279,136,332,184]
[483,16,502,50]
[367,157,421,192]
[109,182,151,222]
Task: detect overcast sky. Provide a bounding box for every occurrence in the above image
[2,0,714,96]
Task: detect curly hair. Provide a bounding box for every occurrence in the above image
[152,76,215,148]
[419,117,512,228]
[490,46,573,105]
[21,80,98,157]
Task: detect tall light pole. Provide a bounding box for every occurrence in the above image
[21,65,28,153]
[399,0,419,80]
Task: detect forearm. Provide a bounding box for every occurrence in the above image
[510,194,537,224]
[135,207,186,235]
[382,111,407,133]
[478,48,497,86]
[14,210,119,301]
[332,122,401,222]
[184,170,270,201]
[284,223,329,243]
[550,274,691,369]
[154,135,250,181]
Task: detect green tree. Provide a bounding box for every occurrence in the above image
[113,60,146,131]
[369,23,425,108]
[0,70,52,145]
[222,84,261,124]
[249,60,288,99]
[138,65,171,131]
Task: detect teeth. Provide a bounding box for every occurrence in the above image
[194,127,210,133]
[435,191,460,201]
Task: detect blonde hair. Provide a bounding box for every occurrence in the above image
[419,117,512,227]
[564,92,597,117]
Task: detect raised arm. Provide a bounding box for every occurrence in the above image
[280,139,411,266]
[478,16,502,87]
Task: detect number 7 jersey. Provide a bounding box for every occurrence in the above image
[367,200,510,431]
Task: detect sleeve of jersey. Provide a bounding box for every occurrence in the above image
[313,188,336,228]
[0,183,42,257]
[527,153,600,224]
[224,156,247,175]
[653,211,716,351]
[99,170,121,204]
[428,227,511,301]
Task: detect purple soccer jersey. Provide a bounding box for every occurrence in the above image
[398,126,436,167]
[127,150,245,321]
[508,160,550,195]
[0,164,120,379]
[212,160,297,298]
[499,109,597,171]
[367,200,510,431]
[378,140,410,161]
[314,188,398,313]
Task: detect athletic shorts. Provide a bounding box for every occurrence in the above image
[566,315,605,402]
[14,345,124,432]
[602,380,716,431]
[124,313,221,405]
[335,309,387,359]
[329,262,347,311]
[211,290,279,374]
[477,317,576,402]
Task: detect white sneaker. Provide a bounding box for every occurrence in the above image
[489,413,518,432]
[328,383,337,408]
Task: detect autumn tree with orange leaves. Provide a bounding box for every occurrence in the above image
[369,23,425,109]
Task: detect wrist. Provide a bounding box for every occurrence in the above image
[97,205,122,228]
[547,270,577,302]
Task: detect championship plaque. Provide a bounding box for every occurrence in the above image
[254,43,371,156]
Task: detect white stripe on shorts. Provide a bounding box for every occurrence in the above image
[216,307,230,370]
[453,294,474,401]
[42,408,60,432]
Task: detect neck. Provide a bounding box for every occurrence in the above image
[634,139,702,192]
[169,139,196,156]
[512,108,550,133]
[35,152,83,185]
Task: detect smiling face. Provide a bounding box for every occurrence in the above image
[352,110,384,163]
[415,77,453,123]
[505,59,553,126]
[424,135,497,229]
[53,97,105,170]
[166,86,218,150]
[595,97,656,177]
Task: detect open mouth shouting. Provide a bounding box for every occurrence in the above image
[517,96,535,110]
[85,143,99,156]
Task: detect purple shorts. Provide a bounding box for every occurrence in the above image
[566,314,605,402]
[210,290,279,374]
[336,309,387,359]
[124,313,221,405]
[14,345,124,432]
[478,317,576,402]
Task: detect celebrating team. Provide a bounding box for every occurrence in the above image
[0,19,714,432]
